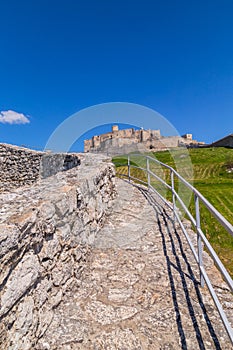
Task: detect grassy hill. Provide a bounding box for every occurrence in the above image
[112,147,233,277]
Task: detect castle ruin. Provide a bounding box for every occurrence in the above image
[84,125,204,154]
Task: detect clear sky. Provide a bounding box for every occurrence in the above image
[0,0,233,151]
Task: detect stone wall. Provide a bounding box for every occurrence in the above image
[0,143,80,192]
[91,137,148,155]
[0,153,116,350]
[84,125,204,155]
[84,126,161,153]
[85,136,184,155]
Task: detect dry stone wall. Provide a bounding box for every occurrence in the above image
[0,153,116,350]
[0,143,80,192]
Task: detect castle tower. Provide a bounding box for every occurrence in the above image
[112,125,119,132]
[182,133,192,140]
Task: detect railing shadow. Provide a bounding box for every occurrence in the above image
[139,187,222,350]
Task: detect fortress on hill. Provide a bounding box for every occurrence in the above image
[84,125,205,154]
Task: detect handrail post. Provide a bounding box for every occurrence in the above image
[146,157,150,189]
[195,194,205,287]
[127,154,131,182]
[170,170,176,221]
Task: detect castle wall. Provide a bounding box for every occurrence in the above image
[160,136,181,148]
[134,130,142,142]
[151,129,161,139]
[84,125,202,154]
[0,144,80,192]
[141,130,149,141]
[144,136,180,150]
[0,153,116,349]
[100,138,147,155]
[84,139,92,151]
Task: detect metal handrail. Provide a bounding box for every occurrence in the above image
[116,153,233,344]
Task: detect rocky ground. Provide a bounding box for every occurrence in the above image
[36,178,233,350]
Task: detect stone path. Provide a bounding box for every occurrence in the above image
[37,179,233,350]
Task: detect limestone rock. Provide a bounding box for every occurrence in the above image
[0,252,40,318]
[0,153,116,350]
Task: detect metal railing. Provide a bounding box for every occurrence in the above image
[116,153,233,344]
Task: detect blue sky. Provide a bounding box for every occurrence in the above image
[0,0,233,151]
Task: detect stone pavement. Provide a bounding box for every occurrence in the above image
[37,178,233,350]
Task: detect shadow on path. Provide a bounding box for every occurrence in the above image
[140,187,222,350]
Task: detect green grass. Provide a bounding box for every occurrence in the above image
[112,148,233,277]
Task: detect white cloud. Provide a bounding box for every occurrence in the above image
[0,110,30,125]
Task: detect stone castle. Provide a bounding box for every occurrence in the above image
[84,125,205,154]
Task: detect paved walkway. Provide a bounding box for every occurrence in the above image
[37,179,233,350]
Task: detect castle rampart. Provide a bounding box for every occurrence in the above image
[84,125,203,154]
